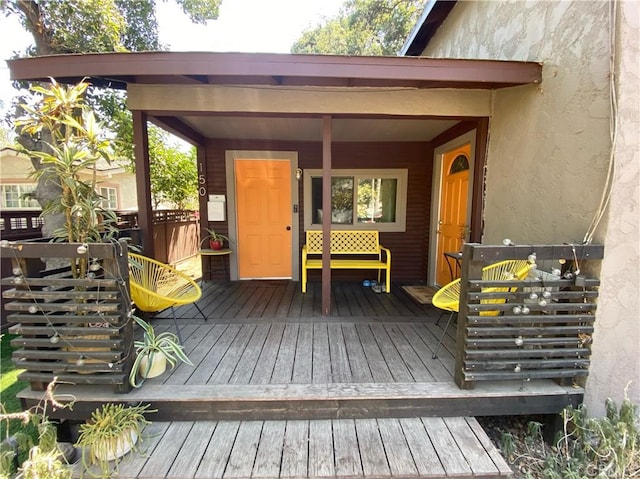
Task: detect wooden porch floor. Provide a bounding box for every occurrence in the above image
[19,280,584,479]
[73,417,513,479]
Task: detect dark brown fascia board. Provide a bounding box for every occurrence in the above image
[402,0,457,56]
[8,51,541,89]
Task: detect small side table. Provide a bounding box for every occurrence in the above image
[444,251,463,281]
[200,248,233,279]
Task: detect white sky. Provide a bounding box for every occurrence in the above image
[0,0,345,121]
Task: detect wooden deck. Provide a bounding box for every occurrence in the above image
[23,281,583,420]
[73,417,513,479]
[18,280,585,479]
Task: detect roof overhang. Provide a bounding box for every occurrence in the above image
[7,52,541,143]
[401,0,457,56]
[8,51,541,91]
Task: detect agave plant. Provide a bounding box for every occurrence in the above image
[129,316,193,387]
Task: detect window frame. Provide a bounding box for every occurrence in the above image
[0,183,40,209]
[99,186,118,209]
[303,168,408,232]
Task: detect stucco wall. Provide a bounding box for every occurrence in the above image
[586,0,640,415]
[422,0,638,415]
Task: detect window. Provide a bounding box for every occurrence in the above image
[0,184,39,209]
[304,169,407,232]
[100,187,118,209]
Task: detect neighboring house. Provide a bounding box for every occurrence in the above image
[5,0,637,418]
[402,0,639,416]
[0,146,138,211]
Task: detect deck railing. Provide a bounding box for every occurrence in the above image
[454,243,604,389]
[0,240,134,393]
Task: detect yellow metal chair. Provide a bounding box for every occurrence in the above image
[431,259,531,359]
[128,253,206,342]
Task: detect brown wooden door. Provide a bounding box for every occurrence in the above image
[235,159,292,279]
[436,145,470,286]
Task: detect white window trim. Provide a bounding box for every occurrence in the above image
[0,183,40,209]
[99,186,118,209]
[303,168,408,232]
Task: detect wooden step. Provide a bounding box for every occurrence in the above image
[20,380,583,421]
[73,417,513,479]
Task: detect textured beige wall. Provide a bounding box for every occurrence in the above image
[586,0,639,415]
[422,0,638,415]
[128,84,492,117]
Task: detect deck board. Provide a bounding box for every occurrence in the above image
[225,421,262,478]
[194,420,239,479]
[252,420,286,479]
[250,323,286,385]
[280,420,309,479]
[333,419,363,478]
[377,418,419,477]
[399,417,446,477]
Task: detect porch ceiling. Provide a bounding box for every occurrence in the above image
[177,115,460,142]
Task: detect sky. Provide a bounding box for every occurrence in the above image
[0,0,345,123]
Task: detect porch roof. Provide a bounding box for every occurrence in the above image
[8,51,541,91]
[8,51,542,144]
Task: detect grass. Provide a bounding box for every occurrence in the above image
[0,333,35,442]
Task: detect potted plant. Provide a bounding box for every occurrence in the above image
[76,403,154,478]
[128,316,193,387]
[5,80,134,394]
[203,228,230,250]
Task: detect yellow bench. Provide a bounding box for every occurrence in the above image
[301,230,391,293]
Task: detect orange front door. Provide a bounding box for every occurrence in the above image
[235,159,292,279]
[436,145,470,286]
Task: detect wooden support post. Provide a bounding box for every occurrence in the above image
[196,145,209,277]
[132,110,154,258]
[321,116,332,316]
[454,243,481,389]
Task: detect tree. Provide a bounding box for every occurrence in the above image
[16,80,119,277]
[291,0,423,56]
[2,0,217,234]
[148,132,198,210]
[2,0,221,55]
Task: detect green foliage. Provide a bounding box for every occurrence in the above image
[21,445,71,479]
[97,102,198,210]
[148,133,198,209]
[129,316,193,387]
[77,403,154,478]
[16,80,118,250]
[176,0,222,24]
[1,378,74,479]
[5,0,216,222]
[502,394,640,478]
[292,0,424,55]
[203,228,229,245]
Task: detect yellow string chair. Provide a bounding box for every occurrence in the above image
[431,259,531,359]
[128,253,206,342]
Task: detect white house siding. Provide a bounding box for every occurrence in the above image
[421,0,638,415]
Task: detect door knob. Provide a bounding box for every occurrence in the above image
[286,226,291,231]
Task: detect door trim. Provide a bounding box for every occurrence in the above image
[225,150,300,281]
[429,130,476,285]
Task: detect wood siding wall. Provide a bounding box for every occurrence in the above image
[204,139,434,282]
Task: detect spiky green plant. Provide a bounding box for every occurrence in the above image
[76,403,154,478]
[499,389,640,478]
[15,79,118,277]
[128,316,193,387]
